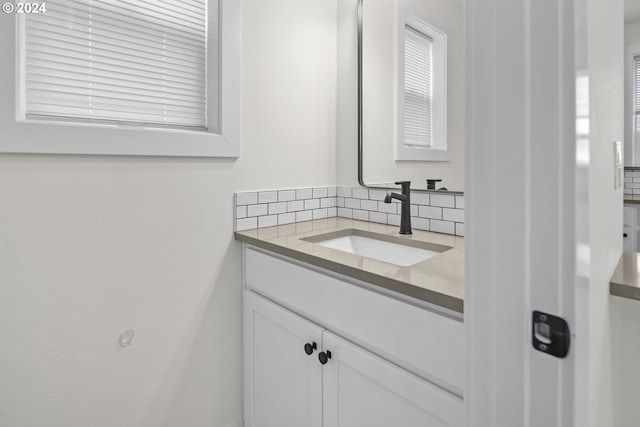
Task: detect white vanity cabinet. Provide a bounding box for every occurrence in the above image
[242,246,464,427]
[322,332,463,427]
[243,291,323,427]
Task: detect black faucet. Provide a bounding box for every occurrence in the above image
[384,181,412,235]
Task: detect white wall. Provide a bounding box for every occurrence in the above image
[0,0,337,426]
[336,0,464,191]
[625,20,640,45]
[588,0,624,425]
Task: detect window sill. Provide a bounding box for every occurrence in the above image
[397,145,451,162]
[0,120,239,157]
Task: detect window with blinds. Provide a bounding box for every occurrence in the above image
[22,0,210,131]
[635,55,640,132]
[403,25,433,147]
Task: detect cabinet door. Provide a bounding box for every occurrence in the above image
[244,291,323,427]
[623,206,635,227]
[322,331,463,427]
[623,225,634,252]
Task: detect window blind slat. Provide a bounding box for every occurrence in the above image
[27,74,206,100]
[24,0,210,130]
[26,61,207,89]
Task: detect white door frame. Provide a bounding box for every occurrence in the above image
[464,0,590,425]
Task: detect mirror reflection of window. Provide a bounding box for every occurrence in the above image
[635,56,640,142]
[404,25,433,148]
[397,14,448,162]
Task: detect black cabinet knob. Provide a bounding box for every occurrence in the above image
[318,350,332,365]
[304,342,317,355]
[624,233,628,238]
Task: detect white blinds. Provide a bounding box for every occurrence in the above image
[23,0,209,130]
[404,25,433,147]
[635,56,640,131]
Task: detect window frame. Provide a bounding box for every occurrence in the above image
[396,10,448,162]
[1,0,239,158]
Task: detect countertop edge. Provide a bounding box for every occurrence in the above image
[610,282,640,301]
[610,253,640,301]
[235,231,464,314]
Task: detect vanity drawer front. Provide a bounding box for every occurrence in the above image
[244,247,464,395]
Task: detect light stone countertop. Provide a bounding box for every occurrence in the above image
[234,217,464,313]
[610,252,640,301]
[624,195,640,204]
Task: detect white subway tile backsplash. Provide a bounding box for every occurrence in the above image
[296,188,313,200]
[345,198,360,209]
[296,210,313,222]
[320,197,335,208]
[235,185,463,236]
[412,217,429,231]
[278,212,296,225]
[338,207,353,218]
[313,187,328,198]
[368,189,387,201]
[259,215,278,228]
[287,200,304,212]
[418,206,442,220]
[411,193,430,205]
[258,191,278,203]
[625,170,640,195]
[431,220,455,235]
[236,217,257,231]
[337,187,352,198]
[236,192,258,205]
[369,211,387,224]
[377,201,397,214]
[360,199,377,211]
[278,190,296,202]
[430,194,455,208]
[248,204,268,217]
[353,209,369,221]
[352,188,369,199]
[268,202,287,215]
[443,208,464,223]
[313,208,328,220]
[388,214,401,226]
[305,199,320,210]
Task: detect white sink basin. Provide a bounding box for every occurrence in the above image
[304,230,450,267]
